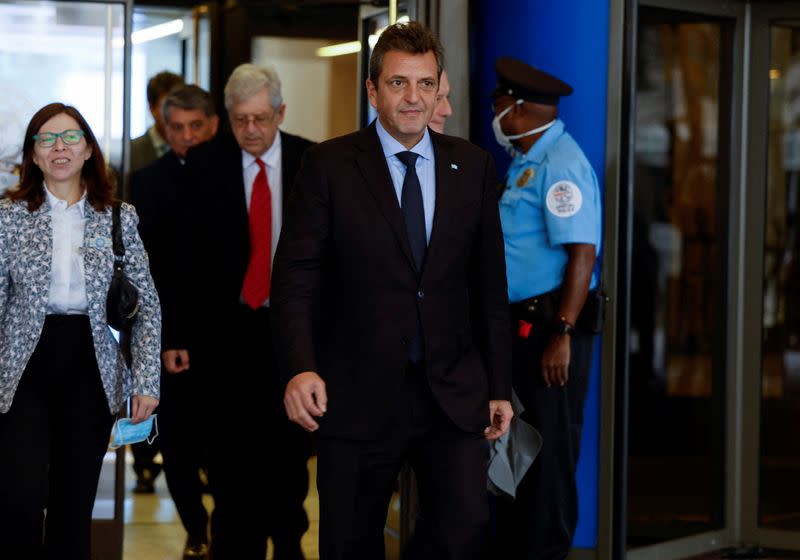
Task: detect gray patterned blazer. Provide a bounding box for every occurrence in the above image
[0,197,161,414]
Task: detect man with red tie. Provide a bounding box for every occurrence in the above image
[172,64,314,559]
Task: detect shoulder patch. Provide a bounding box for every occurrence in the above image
[545,180,582,218]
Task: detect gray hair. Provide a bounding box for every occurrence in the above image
[224,64,283,112]
[161,84,216,123]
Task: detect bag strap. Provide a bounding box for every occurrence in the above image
[111,204,125,260]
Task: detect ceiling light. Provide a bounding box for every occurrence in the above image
[316,40,361,58]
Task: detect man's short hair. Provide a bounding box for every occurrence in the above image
[162,85,216,123]
[369,21,444,85]
[146,71,184,108]
[224,64,283,112]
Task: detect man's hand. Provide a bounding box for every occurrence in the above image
[130,395,159,423]
[284,371,328,432]
[484,399,513,440]
[162,349,190,374]
[542,335,570,387]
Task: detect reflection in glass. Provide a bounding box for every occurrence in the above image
[0,1,125,172]
[628,12,727,547]
[760,22,800,532]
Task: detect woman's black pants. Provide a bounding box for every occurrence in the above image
[0,315,115,560]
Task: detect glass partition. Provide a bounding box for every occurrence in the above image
[0,0,125,179]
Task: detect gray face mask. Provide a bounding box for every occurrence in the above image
[492,99,557,155]
[109,415,158,449]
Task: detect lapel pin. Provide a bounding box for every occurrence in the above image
[451,163,459,170]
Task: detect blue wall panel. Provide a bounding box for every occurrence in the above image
[471,0,609,548]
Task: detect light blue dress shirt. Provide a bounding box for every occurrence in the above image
[499,119,602,303]
[375,118,436,243]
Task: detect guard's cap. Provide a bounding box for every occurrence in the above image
[491,57,573,106]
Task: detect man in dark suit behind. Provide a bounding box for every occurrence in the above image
[175,64,313,559]
[130,84,219,559]
[126,70,184,495]
[271,22,513,560]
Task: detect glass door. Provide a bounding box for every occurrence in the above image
[620,2,742,558]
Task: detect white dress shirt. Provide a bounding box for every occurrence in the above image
[45,185,89,315]
[241,131,283,307]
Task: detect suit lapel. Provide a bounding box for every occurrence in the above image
[423,133,458,280]
[355,125,416,272]
[225,138,250,251]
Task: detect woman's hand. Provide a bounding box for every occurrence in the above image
[130,395,159,423]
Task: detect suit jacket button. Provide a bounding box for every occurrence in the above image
[417,290,424,299]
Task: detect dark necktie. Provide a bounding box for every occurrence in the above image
[395,151,426,362]
[242,158,272,309]
[395,151,427,272]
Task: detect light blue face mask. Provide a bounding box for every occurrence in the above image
[109,415,158,449]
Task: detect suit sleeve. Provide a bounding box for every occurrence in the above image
[121,203,162,399]
[471,152,512,401]
[271,147,330,385]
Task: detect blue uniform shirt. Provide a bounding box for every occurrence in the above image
[499,119,602,303]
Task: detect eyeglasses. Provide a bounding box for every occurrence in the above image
[231,114,274,128]
[32,129,85,148]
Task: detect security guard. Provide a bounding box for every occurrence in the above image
[490,57,602,560]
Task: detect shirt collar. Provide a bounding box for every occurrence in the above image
[517,119,565,165]
[44,182,87,217]
[375,118,433,162]
[242,130,282,170]
[148,126,169,156]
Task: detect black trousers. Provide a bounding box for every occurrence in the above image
[0,315,115,560]
[207,305,312,559]
[158,363,210,541]
[493,319,594,560]
[316,363,490,560]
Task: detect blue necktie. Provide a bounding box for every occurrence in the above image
[396,151,427,272]
[396,151,426,362]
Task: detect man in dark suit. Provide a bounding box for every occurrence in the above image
[130,71,184,173]
[176,64,313,559]
[127,70,184,494]
[129,84,219,559]
[271,22,513,560]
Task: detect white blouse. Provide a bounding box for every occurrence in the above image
[45,186,89,315]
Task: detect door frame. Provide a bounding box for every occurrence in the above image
[741,4,800,550]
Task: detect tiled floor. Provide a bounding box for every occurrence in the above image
[121,454,402,560]
[121,455,321,560]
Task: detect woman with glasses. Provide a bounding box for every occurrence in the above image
[0,102,161,558]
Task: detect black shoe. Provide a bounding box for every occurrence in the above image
[132,469,156,494]
[183,536,209,559]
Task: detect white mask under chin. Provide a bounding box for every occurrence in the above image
[492,99,557,155]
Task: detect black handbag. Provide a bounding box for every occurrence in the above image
[106,204,140,333]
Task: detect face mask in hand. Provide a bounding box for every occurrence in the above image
[109,415,158,449]
[492,99,557,155]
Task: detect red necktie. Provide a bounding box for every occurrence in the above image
[242,158,272,309]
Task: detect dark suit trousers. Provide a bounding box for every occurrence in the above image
[493,324,594,560]
[158,364,210,541]
[316,363,490,560]
[0,315,115,560]
[208,305,311,559]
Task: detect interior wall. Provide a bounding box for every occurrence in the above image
[251,37,357,142]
